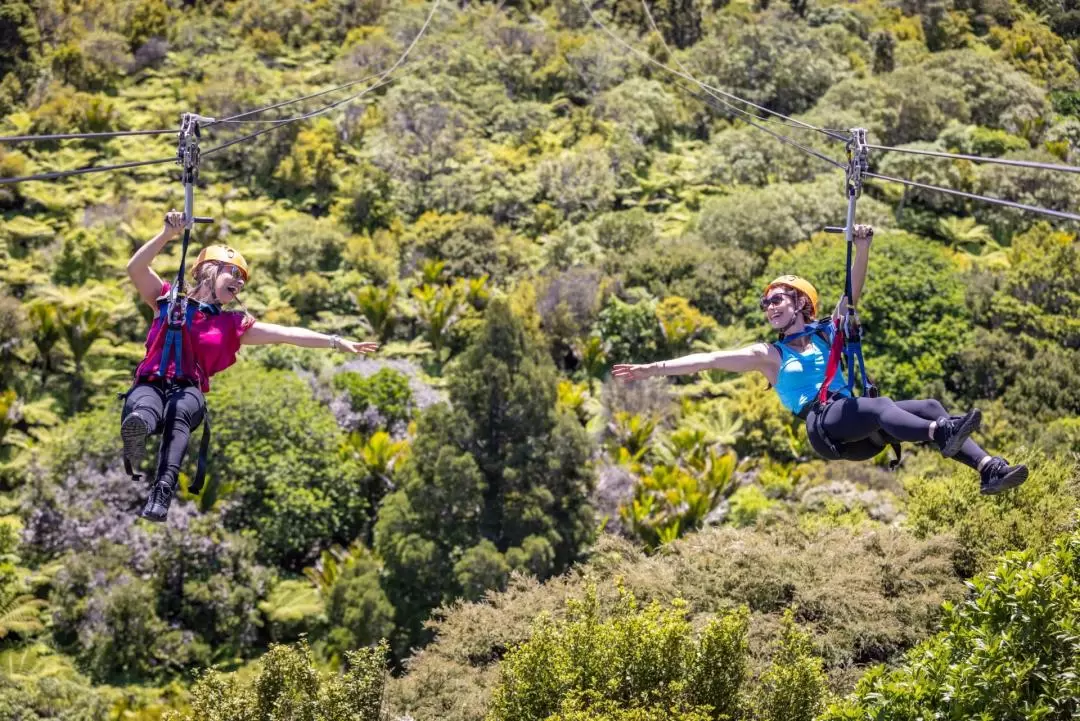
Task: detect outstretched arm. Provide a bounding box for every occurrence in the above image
[612,343,775,382]
[849,224,873,307]
[240,322,379,354]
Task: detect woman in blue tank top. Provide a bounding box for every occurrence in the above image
[612,224,1027,496]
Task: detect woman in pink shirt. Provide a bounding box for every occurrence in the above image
[122,209,378,522]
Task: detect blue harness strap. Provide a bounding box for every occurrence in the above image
[155,297,220,379]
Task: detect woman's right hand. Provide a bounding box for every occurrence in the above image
[612,363,653,382]
[161,209,185,241]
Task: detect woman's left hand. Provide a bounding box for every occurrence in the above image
[339,340,380,354]
[852,224,874,247]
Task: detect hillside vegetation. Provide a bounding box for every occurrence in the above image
[0,0,1078,718]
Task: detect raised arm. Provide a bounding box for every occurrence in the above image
[849,224,873,308]
[240,321,379,354]
[127,210,183,308]
[613,342,777,382]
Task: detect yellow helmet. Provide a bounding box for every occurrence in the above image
[193,245,249,282]
[764,275,818,317]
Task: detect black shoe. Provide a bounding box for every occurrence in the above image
[121,413,150,476]
[980,457,1029,495]
[934,409,982,458]
[140,481,173,522]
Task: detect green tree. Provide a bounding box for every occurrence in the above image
[374,298,594,654]
[0,1,40,95]
[324,550,396,660]
[262,215,348,280]
[209,365,371,568]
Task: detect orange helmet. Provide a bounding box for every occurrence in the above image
[764,275,818,317]
[193,245,249,282]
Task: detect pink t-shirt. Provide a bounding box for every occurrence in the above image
[133,281,253,392]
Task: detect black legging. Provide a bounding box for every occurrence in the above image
[121,381,206,488]
[811,396,987,469]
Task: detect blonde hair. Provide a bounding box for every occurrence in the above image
[188,261,255,324]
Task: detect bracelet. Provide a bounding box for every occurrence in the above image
[329,334,341,351]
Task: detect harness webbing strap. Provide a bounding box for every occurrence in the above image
[819,318,845,405]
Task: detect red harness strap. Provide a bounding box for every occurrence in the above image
[818,318,845,405]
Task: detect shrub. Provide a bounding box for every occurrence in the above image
[902,449,1080,577]
[387,525,963,720]
[332,367,414,432]
[821,529,1080,721]
[165,639,388,721]
[755,608,830,721]
[487,586,751,721]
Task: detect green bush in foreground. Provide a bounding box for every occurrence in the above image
[165,639,388,721]
[487,585,750,721]
[487,584,829,721]
[821,528,1080,721]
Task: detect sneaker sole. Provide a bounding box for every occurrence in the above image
[981,465,1029,495]
[121,414,149,472]
[942,409,982,458]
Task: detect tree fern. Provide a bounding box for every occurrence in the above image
[0,592,46,639]
[0,642,76,681]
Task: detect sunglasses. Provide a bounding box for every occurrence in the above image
[221,264,245,283]
[759,293,793,310]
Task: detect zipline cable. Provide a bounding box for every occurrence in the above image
[206,0,441,129]
[635,0,846,170]
[206,71,385,126]
[679,84,846,170]
[866,143,1080,175]
[866,171,1080,223]
[0,156,175,185]
[202,0,440,155]
[580,0,846,142]
[0,0,441,185]
[203,78,394,156]
[633,0,1079,224]
[0,128,177,143]
[637,0,847,142]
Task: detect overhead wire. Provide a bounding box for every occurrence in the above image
[205,0,440,136]
[194,0,442,158]
[206,71,386,126]
[580,0,847,142]
[865,143,1080,175]
[0,128,177,143]
[0,156,175,186]
[866,172,1080,223]
[633,0,846,170]
[631,0,1079,224]
[0,0,442,185]
[203,78,394,156]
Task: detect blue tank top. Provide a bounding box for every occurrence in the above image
[772,327,851,414]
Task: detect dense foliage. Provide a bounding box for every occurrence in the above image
[0,0,1078,717]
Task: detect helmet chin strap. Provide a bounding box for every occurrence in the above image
[778,300,807,335]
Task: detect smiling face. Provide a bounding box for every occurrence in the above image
[213,262,245,304]
[760,286,805,330]
[192,262,245,305]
